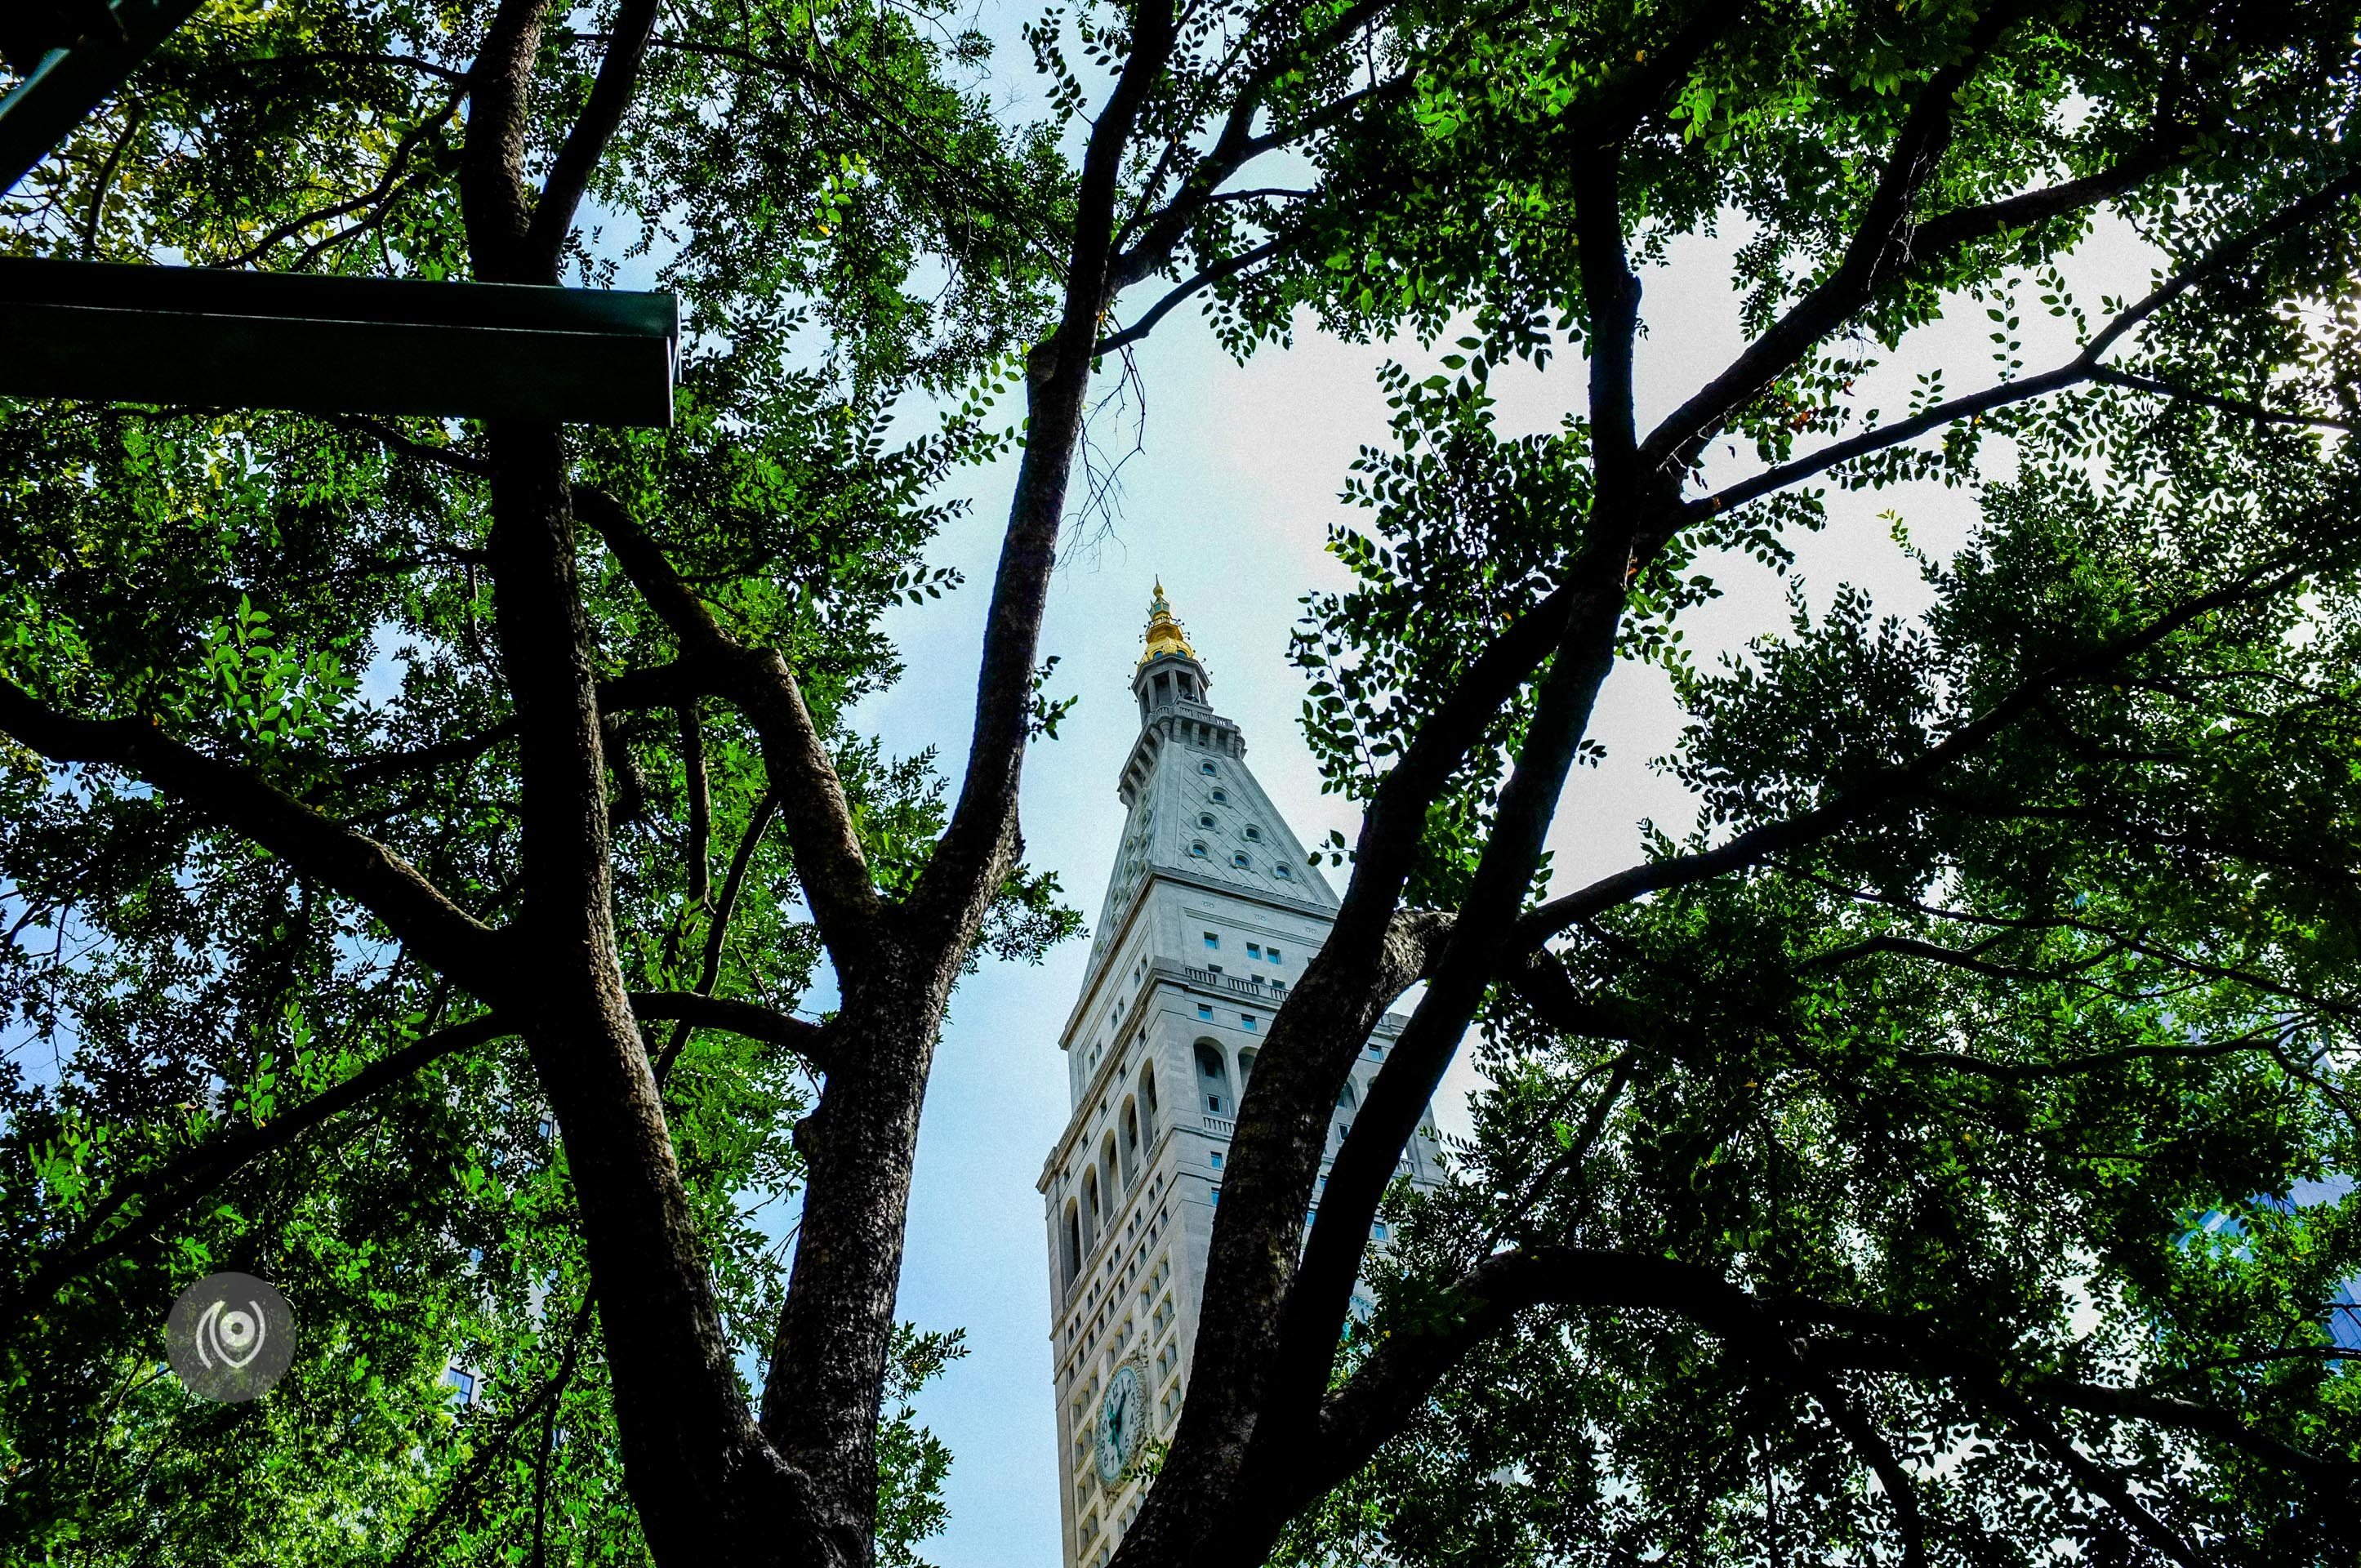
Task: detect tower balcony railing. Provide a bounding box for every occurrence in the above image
[1202,1114,1236,1136]
[1178,964,1283,998]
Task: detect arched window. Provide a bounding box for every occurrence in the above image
[1198,813,1216,829]
[1061,1200,1083,1291]
[1243,825,1261,842]
[1195,1040,1231,1114]
[1138,1064,1159,1129]
[1082,1167,1102,1254]
[1274,863,1293,880]
[1120,1098,1142,1187]
[1237,1048,1257,1083]
[1337,1080,1357,1110]
[1209,788,1228,804]
[1190,840,1209,858]
[1200,760,1217,776]
[1232,852,1250,869]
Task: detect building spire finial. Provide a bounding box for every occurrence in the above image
[1138,579,1196,667]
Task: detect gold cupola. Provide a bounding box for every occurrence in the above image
[1137,578,1196,666]
[1131,580,1212,726]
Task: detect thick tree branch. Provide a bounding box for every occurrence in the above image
[573,486,884,960]
[1255,136,1663,1435]
[1638,11,2008,478]
[1499,946,1651,1040]
[523,0,660,279]
[483,421,818,1559]
[0,679,509,995]
[1268,531,1635,1465]
[1575,144,1642,497]
[457,0,553,281]
[627,991,832,1072]
[908,0,1180,938]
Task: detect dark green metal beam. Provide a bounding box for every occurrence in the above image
[0,259,680,427]
[1,0,205,192]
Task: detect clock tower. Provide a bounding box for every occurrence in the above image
[1039,586,1445,1568]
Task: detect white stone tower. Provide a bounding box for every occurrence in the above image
[1039,585,1444,1568]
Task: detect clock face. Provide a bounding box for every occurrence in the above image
[1094,1361,1147,1485]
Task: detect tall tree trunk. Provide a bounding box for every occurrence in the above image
[486,423,824,1565]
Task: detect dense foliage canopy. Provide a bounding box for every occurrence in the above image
[2,0,2359,1565]
[1,0,1068,1561]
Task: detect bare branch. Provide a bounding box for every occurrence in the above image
[651,786,784,1085]
[390,1290,601,1568]
[680,702,711,910]
[1108,0,1404,289]
[220,89,465,269]
[2090,365,2361,432]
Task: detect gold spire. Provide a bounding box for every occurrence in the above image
[1137,578,1196,667]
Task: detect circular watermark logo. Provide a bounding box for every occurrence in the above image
[165,1272,295,1402]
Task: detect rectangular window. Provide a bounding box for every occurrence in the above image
[1373,1222,1389,1239]
[1240,1014,1256,1031]
[1245,942,1262,960]
[1203,932,1218,949]
[1268,947,1282,964]
[1209,1152,1223,1169]
[1210,1186,1220,1205]
[1197,1004,1212,1021]
[1206,1094,1222,1113]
